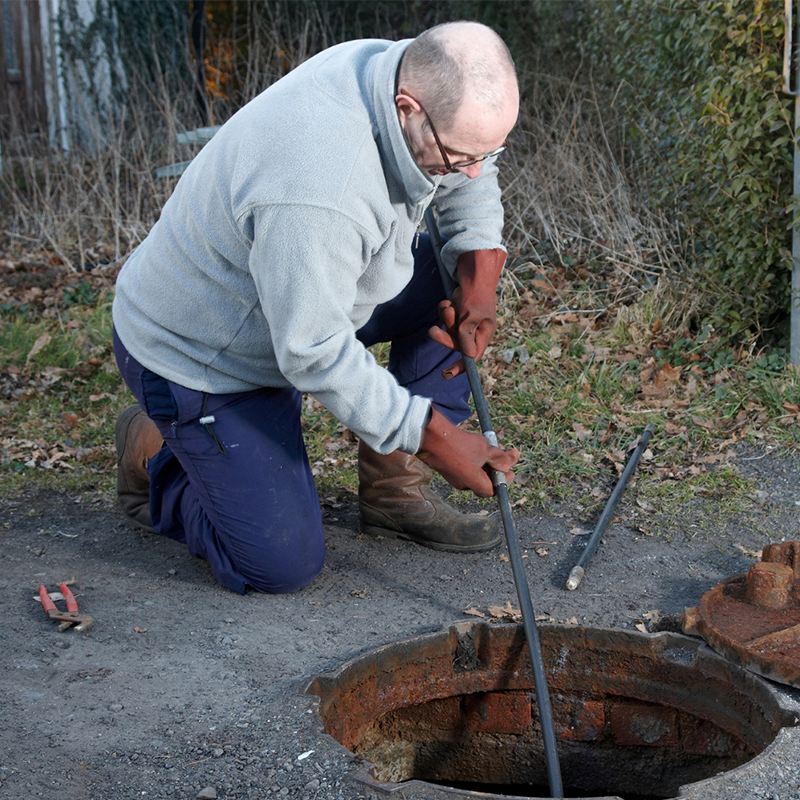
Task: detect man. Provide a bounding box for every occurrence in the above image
[112,21,520,594]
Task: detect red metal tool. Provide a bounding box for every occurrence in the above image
[38,583,93,632]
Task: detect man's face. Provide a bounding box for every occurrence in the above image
[396,91,518,180]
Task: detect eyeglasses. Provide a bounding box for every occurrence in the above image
[400,89,508,173]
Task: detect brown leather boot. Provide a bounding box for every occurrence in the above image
[115,405,163,533]
[358,440,501,552]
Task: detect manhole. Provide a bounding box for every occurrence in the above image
[305,622,796,800]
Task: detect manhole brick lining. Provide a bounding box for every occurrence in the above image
[306,623,791,799]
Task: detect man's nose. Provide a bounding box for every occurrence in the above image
[460,162,482,179]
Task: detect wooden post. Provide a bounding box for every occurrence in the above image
[786,0,800,365]
[0,1,47,143]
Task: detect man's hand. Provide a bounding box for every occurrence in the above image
[417,407,519,498]
[428,248,506,379]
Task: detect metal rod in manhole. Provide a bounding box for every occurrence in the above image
[425,207,563,799]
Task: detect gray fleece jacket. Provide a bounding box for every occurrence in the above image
[113,38,505,455]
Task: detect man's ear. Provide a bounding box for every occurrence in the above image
[395,88,423,124]
[395,92,416,123]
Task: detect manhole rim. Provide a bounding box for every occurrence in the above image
[303,621,794,800]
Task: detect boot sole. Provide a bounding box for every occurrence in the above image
[117,508,156,535]
[115,405,157,534]
[359,521,502,553]
[115,406,151,497]
[115,405,144,467]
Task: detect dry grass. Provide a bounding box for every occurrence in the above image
[501,72,688,315]
[3,24,685,312]
[197,1,335,118]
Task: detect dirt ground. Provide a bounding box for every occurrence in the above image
[2,445,800,800]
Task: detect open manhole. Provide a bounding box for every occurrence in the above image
[305,622,797,799]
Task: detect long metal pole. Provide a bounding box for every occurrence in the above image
[566,423,655,591]
[424,209,563,799]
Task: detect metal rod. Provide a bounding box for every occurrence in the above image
[424,209,563,799]
[566,423,656,591]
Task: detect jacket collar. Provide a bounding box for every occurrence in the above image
[368,40,439,204]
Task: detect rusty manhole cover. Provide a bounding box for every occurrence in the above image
[684,541,800,687]
[305,622,796,799]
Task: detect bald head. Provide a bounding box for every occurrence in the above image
[398,21,518,132]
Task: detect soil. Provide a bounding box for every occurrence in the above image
[2,445,800,800]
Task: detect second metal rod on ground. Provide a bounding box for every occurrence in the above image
[566,423,656,591]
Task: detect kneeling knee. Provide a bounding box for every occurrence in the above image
[243,539,326,595]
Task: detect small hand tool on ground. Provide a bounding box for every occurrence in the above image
[425,209,563,799]
[566,423,655,591]
[38,582,93,632]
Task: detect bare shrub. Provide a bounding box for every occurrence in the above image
[201,1,329,120]
[0,1,356,270]
[1,30,198,271]
[1,11,695,340]
[500,71,698,333]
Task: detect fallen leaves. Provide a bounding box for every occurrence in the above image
[635,609,661,633]
[530,278,558,296]
[464,603,580,627]
[25,332,52,366]
[488,602,522,621]
[736,544,762,559]
[695,452,729,465]
[571,421,591,441]
[488,279,800,505]
[463,602,523,622]
[0,227,796,519]
[1,436,106,470]
[655,363,682,387]
[569,527,591,536]
[690,414,718,431]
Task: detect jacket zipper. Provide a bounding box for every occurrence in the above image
[415,178,442,248]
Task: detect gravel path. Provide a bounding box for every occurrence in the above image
[1,446,799,800]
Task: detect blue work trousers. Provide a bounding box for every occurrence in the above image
[113,235,471,594]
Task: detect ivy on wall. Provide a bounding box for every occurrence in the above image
[57,0,193,144]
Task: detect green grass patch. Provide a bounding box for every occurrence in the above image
[0,287,130,495]
[0,262,798,519]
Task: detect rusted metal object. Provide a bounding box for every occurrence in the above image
[306,622,793,799]
[683,541,800,688]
